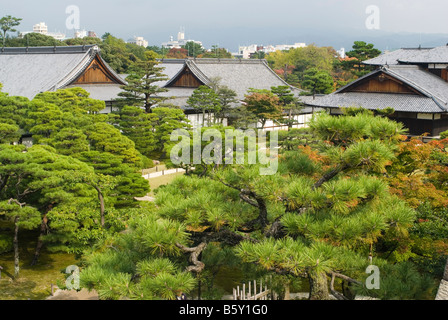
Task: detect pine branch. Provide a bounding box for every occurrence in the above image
[176,242,207,273]
[214,176,268,229]
[330,272,350,300]
[313,164,350,189]
[328,271,362,285]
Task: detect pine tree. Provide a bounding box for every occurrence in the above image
[118,57,170,113]
[187,86,222,126]
[116,105,157,157]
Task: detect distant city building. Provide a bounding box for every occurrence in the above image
[128,36,149,48]
[337,48,346,58]
[75,30,88,39]
[162,27,203,49]
[74,30,98,39]
[33,22,48,34]
[237,43,307,59]
[20,22,66,41]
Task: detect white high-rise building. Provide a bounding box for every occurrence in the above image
[75,30,88,39]
[237,43,307,59]
[20,22,66,41]
[128,36,149,48]
[33,22,48,34]
[162,27,203,49]
[337,48,346,59]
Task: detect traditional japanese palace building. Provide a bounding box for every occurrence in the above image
[0,45,126,109]
[155,58,310,128]
[306,45,448,138]
[0,45,311,129]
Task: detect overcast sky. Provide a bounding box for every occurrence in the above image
[3,0,448,51]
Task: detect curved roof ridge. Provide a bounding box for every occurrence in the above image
[53,47,97,90]
[191,58,266,64]
[385,65,448,107]
[54,46,126,90]
[185,60,211,85]
[163,62,189,87]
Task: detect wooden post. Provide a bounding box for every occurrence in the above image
[237,286,240,300]
[248,281,251,300]
[265,282,268,300]
[254,280,257,298]
[242,283,246,300]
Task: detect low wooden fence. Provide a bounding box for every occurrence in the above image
[233,279,273,300]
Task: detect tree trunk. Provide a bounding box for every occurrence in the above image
[93,185,105,228]
[288,108,293,131]
[31,212,49,266]
[0,174,9,194]
[145,94,152,113]
[309,271,330,300]
[13,216,20,279]
[284,282,291,300]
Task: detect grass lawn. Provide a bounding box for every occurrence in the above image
[148,172,185,197]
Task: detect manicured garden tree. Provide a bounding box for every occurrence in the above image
[150,107,191,158]
[187,85,222,126]
[215,86,238,125]
[301,68,334,98]
[118,53,170,113]
[243,91,283,129]
[163,111,424,300]
[0,144,103,265]
[115,105,157,158]
[80,211,197,300]
[78,111,439,300]
[79,151,149,209]
[0,91,30,144]
[271,85,303,130]
[0,145,41,278]
[226,112,423,300]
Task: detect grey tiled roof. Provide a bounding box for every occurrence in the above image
[399,45,448,64]
[364,45,448,66]
[0,45,126,100]
[363,48,433,66]
[305,92,444,113]
[436,280,448,300]
[307,64,448,113]
[386,66,448,106]
[158,58,300,101]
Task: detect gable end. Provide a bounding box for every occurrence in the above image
[339,72,422,95]
[71,56,123,85]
